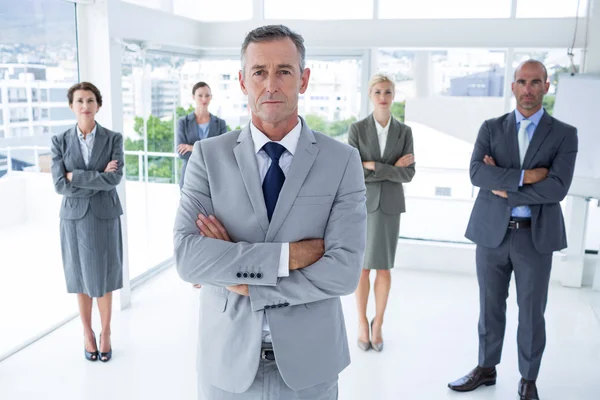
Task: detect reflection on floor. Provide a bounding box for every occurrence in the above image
[1,267,599,400]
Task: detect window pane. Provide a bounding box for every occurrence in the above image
[265,0,373,19]
[517,0,588,18]
[121,51,183,279]
[300,59,362,139]
[174,0,252,21]
[379,0,511,19]
[375,48,507,242]
[0,0,78,357]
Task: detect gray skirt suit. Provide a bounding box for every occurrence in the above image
[50,124,124,298]
[348,115,415,270]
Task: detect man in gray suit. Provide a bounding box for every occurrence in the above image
[448,60,578,400]
[174,25,367,399]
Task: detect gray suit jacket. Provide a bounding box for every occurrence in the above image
[465,110,578,253]
[176,112,227,187]
[348,115,415,214]
[50,124,124,220]
[174,118,367,393]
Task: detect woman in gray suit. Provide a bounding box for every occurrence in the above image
[348,73,415,352]
[176,81,227,189]
[176,81,227,289]
[50,82,124,362]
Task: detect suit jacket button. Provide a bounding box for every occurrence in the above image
[250,273,256,279]
[277,304,284,308]
[283,302,290,307]
[256,273,263,279]
[265,305,271,309]
[236,272,242,278]
[243,272,248,278]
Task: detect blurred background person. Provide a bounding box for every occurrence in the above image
[348,73,415,352]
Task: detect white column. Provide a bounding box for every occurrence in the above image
[584,0,600,291]
[561,197,590,287]
[76,0,131,309]
[414,51,432,98]
[503,48,515,113]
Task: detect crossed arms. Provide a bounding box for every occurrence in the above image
[469,120,577,206]
[174,142,367,310]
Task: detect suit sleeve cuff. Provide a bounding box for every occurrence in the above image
[278,243,290,277]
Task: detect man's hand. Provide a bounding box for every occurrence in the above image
[196,214,231,242]
[395,154,414,167]
[492,190,508,198]
[226,284,249,296]
[65,172,73,181]
[483,155,497,166]
[104,160,118,173]
[289,239,325,271]
[177,144,193,155]
[523,168,549,184]
[362,161,375,171]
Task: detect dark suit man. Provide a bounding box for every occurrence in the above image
[448,60,578,400]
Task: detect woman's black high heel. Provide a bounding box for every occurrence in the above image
[84,332,98,361]
[99,333,112,362]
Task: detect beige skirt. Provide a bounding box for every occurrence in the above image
[363,209,401,270]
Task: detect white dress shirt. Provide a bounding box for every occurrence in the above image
[249,117,302,342]
[373,115,391,158]
[76,124,97,167]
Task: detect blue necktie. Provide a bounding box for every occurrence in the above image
[262,142,286,221]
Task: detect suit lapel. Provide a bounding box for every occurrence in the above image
[382,117,400,162]
[523,111,553,168]
[233,127,269,234]
[187,113,197,142]
[68,126,87,169]
[365,116,382,161]
[88,123,107,169]
[266,122,319,242]
[207,115,218,138]
[504,112,520,169]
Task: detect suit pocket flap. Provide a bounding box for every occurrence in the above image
[293,195,334,206]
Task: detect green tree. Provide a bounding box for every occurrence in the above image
[326,116,357,137]
[125,114,178,183]
[391,101,406,122]
[543,95,556,116]
[304,114,328,133]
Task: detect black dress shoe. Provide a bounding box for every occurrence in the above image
[518,378,539,400]
[448,366,497,392]
[84,332,98,362]
[99,333,112,362]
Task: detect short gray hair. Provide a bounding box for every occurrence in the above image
[514,59,548,82]
[241,25,306,75]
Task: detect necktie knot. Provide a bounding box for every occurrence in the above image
[263,142,286,161]
[519,119,532,131]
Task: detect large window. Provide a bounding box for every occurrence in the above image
[300,58,362,140]
[516,0,588,18]
[0,0,78,358]
[378,0,511,19]
[121,50,193,279]
[265,0,373,19]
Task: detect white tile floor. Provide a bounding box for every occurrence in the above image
[1,267,599,400]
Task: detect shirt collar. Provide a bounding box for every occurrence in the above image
[373,114,391,134]
[250,117,302,156]
[76,123,97,139]
[514,107,544,127]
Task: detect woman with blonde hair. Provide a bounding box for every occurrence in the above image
[348,73,415,352]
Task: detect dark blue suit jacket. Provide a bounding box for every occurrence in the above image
[465,110,578,254]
